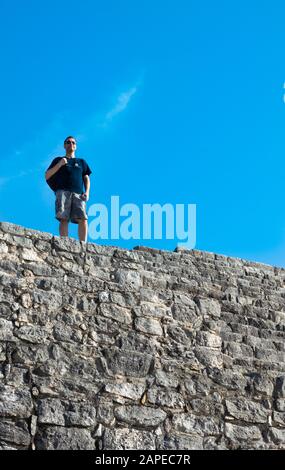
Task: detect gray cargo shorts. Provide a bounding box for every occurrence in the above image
[55,190,88,224]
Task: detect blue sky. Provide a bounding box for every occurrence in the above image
[1,0,285,267]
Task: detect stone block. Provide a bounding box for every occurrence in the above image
[225,398,270,424]
[0,420,31,447]
[104,428,155,450]
[0,385,33,418]
[114,405,167,428]
[105,349,153,378]
[135,317,163,336]
[35,426,95,450]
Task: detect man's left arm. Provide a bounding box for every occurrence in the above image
[82,175,90,201]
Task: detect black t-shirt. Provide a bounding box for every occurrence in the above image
[46,157,92,193]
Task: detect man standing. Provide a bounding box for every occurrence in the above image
[45,136,92,242]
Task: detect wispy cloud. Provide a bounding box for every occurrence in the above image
[105,86,138,123]
[0,169,42,188]
[0,79,143,191]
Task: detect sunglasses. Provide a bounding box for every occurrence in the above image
[65,140,76,145]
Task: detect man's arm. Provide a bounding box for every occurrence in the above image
[82,175,90,201]
[45,158,67,181]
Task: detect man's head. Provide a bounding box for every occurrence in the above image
[64,136,77,155]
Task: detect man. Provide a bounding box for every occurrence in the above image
[45,136,92,242]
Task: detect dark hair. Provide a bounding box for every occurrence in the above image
[64,135,76,144]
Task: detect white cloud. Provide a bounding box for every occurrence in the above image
[0,80,142,190]
[105,86,138,123]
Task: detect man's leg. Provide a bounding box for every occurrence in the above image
[59,219,69,237]
[78,219,87,242]
[56,191,71,237]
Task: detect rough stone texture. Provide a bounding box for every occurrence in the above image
[0,221,285,449]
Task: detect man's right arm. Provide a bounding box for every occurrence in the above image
[45,158,67,181]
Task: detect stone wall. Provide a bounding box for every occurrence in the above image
[0,221,285,450]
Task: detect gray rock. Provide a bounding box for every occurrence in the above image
[0,420,31,447]
[155,370,179,389]
[105,349,153,378]
[225,398,270,424]
[0,318,14,341]
[14,325,49,344]
[147,387,184,409]
[105,382,145,401]
[114,405,167,427]
[1,221,285,450]
[135,317,163,336]
[64,402,97,427]
[99,303,132,325]
[272,411,285,426]
[0,385,33,418]
[275,376,285,398]
[53,236,82,254]
[37,399,65,426]
[225,423,262,442]
[275,399,285,412]
[104,428,156,450]
[114,269,142,290]
[35,426,95,450]
[268,427,285,445]
[196,331,222,348]
[159,433,203,450]
[172,413,221,436]
[197,298,221,318]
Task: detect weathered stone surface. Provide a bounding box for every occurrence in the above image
[53,324,83,343]
[114,269,142,290]
[225,423,262,442]
[139,302,171,319]
[97,399,115,426]
[0,242,8,254]
[14,325,49,344]
[147,387,184,409]
[158,433,203,450]
[99,303,132,325]
[64,402,97,427]
[195,347,223,369]
[189,397,224,417]
[208,369,247,392]
[268,427,285,445]
[197,298,221,318]
[105,349,153,378]
[225,399,270,424]
[135,317,163,336]
[35,426,95,450]
[0,420,31,447]
[275,376,285,398]
[114,405,167,427]
[196,331,222,348]
[0,318,14,341]
[0,385,33,418]
[105,382,145,401]
[275,399,285,412]
[53,236,83,254]
[1,221,285,450]
[172,413,221,436]
[272,411,285,426]
[37,398,65,426]
[155,370,179,388]
[104,428,156,450]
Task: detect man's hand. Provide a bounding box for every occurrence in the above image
[81,192,89,202]
[45,158,67,181]
[60,158,68,167]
